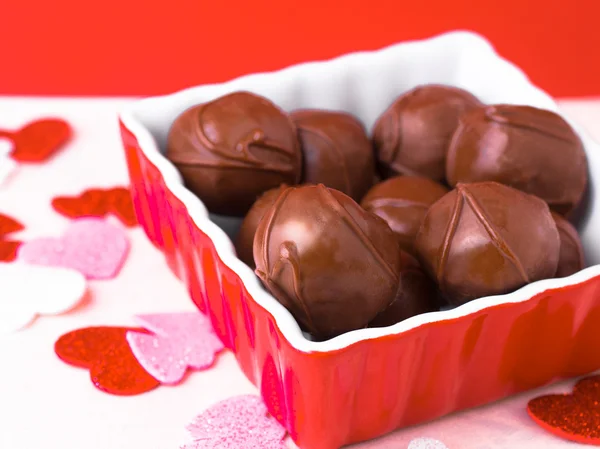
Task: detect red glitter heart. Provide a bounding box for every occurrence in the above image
[52,187,138,227]
[528,375,600,445]
[0,241,22,262]
[0,213,23,262]
[55,327,160,396]
[4,118,72,163]
[0,213,24,236]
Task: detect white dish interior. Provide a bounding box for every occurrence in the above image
[120,30,600,353]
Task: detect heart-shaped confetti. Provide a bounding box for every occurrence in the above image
[0,213,24,262]
[55,327,160,395]
[17,217,129,279]
[52,186,138,227]
[0,262,86,333]
[182,395,287,449]
[408,438,450,449]
[0,138,17,186]
[0,118,72,163]
[528,375,600,444]
[126,312,224,384]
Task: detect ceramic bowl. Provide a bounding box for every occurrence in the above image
[119,31,600,449]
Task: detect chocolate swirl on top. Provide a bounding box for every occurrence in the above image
[291,109,375,201]
[166,91,302,216]
[234,184,289,269]
[372,84,481,182]
[415,182,560,306]
[446,104,588,216]
[483,105,578,143]
[253,184,403,340]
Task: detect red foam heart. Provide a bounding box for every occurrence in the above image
[55,326,160,395]
[528,375,600,445]
[0,213,23,262]
[52,187,138,227]
[53,189,108,217]
[7,118,72,163]
[0,213,24,236]
[107,187,138,227]
[0,241,22,262]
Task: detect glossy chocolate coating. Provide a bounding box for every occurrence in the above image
[235,185,288,268]
[166,91,302,216]
[415,182,560,306]
[552,212,585,278]
[361,176,449,257]
[373,84,481,181]
[292,109,375,201]
[369,251,439,328]
[253,184,402,339]
[446,105,588,215]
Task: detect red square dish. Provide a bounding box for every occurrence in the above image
[119,31,600,449]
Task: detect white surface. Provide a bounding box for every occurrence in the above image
[0,138,17,187]
[0,263,86,333]
[121,31,600,354]
[0,96,598,449]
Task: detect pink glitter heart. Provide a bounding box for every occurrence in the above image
[126,312,224,384]
[408,438,449,449]
[182,395,287,449]
[18,218,129,280]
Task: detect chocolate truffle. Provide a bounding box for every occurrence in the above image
[552,212,585,278]
[446,104,588,216]
[372,84,481,181]
[369,251,439,328]
[291,109,375,201]
[361,176,449,257]
[166,91,302,216]
[235,184,288,268]
[415,182,560,306]
[253,184,402,339]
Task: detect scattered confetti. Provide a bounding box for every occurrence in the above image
[1,118,72,163]
[55,327,160,395]
[52,186,138,227]
[408,438,449,449]
[0,138,17,187]
[528,375,600,445]
[18,217,129,279]
[182,395,287,449]
[126,312,224,384]
[0,213,24,262]
[0,213,24,235]
[0,262,86,333]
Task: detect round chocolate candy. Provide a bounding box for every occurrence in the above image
[369,251,439,328]
[415,182,560,306]
[253,184,403,339]
[291,109,375,201]
[372,84,481,182]
[552,212,585,278]
[446,104,588,216]
[235,184,288,268]
[166,91,302,216]
[361,176,449,257]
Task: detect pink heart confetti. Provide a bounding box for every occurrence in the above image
[407,438,449,449]
[182,395,287,449]
[17,217,129,279]
[126,312,224,384]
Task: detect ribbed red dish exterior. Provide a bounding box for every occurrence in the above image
[120,121,600,449]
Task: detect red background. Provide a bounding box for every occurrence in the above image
[2,0,599,98]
